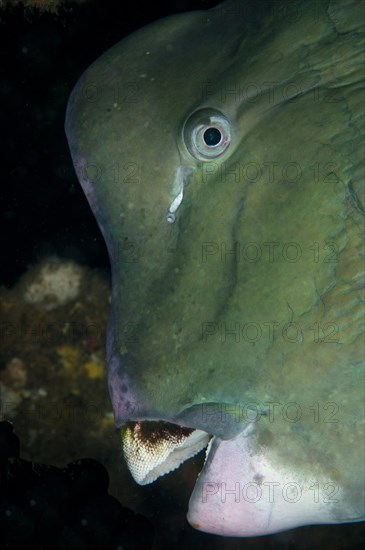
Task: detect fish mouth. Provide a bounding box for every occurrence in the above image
[120,401,260,485]
[121,420,211,485]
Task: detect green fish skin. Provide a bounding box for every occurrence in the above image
[66,0,364,536]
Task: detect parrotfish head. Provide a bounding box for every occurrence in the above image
[65,0,365,537]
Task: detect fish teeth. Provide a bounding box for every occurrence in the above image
[121,420,211,485]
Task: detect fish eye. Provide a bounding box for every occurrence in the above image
[203,127,222,146]
[183,108,231,161]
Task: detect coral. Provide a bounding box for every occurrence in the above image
[83,357,104,380]
[19,257,84,311]
[1,357,27,387]
[56,344,81,371]
[0,358,28,421]
[0,258,110,464]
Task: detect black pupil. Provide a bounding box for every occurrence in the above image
[203,127,222,146]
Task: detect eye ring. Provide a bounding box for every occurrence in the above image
[183,108,232,161]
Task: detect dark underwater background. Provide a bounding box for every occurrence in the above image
[0,0,364,548]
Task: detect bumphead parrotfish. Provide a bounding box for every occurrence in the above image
[65,0,365,537]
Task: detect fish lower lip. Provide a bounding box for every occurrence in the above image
[121,420,211,485]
